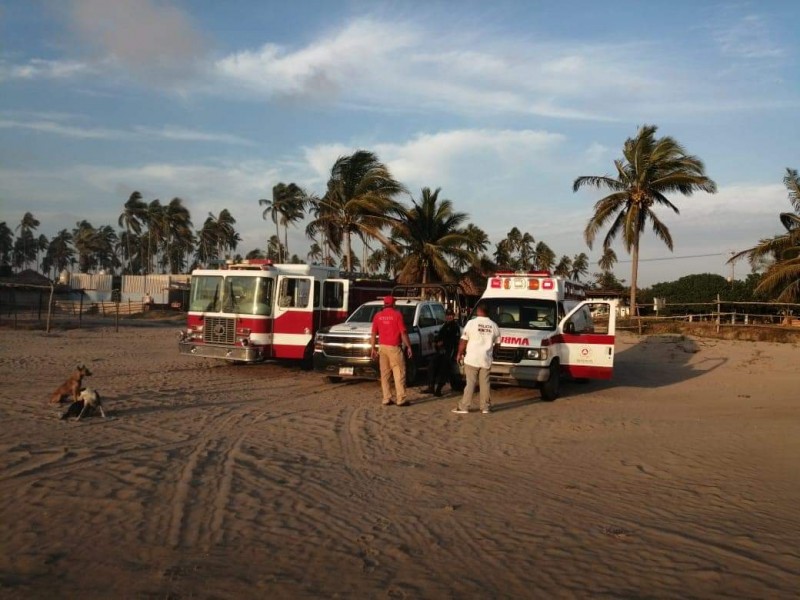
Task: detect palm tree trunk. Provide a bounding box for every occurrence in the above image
[345,231,352,272]
[630,233,640,317]
[276,222,281,262]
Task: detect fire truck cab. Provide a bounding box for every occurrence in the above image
[178,260,391,364]
[475,271,617,401]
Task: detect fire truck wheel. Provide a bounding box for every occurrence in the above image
[301,343,314,371]
[540,360,560,402]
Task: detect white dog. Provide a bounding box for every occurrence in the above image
[61,388,107,421]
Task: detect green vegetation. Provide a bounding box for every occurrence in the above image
[2,138,797,306]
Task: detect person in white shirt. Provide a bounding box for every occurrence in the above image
[453,302,500,415]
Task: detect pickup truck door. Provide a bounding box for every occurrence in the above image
[557,300,617,380]
[416,304,439,356]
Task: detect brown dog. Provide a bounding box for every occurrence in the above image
[49,365,92,404]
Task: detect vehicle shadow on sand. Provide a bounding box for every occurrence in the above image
[482,334,728,410]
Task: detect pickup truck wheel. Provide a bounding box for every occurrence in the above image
[405,357,419,386]
[326,376,343,384]
[540,360,560,402]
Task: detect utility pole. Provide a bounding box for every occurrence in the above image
[728,250,736,285]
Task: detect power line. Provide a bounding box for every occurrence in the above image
[616,252,728,264]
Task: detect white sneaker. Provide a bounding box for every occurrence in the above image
[481,408,491,414]
[451,407,469,414]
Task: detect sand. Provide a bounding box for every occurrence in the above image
[0,322,798,599]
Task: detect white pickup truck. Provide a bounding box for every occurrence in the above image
[312,297,447,384]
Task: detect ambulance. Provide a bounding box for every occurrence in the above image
[472,271,617,400]
[178,259,391,364]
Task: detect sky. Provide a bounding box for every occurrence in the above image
[1,0,798,286]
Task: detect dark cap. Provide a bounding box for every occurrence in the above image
[383,295,395,306]
[445,308,455,316]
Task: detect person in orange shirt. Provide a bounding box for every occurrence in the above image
[370,296,413,406]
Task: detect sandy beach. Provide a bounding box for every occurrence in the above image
[0,322,798,599]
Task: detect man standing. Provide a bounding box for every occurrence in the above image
[453,302,499,415]
[370,296,414,407]
[424,309,462,396]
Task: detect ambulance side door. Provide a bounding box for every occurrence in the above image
[557,300,617,379]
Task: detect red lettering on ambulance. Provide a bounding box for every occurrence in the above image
[500,336,530,346]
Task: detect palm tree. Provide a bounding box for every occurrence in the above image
[554,255,572,277]
[266,235,284,262]
[118,191,147,273]
[493,239,513,269]
[574,124,717,314]
[260,183,307,262]
[730,168,800,302]
[15,212,40,270]
[307,242,323,264]
[454,224,490,272]
[43,229,75,278]
[210,209,240,259]
[598,246,618,273]
[307,150,406,272]
[533,241,556,272]
[0,222,13,265]
[36,234,49,271]
[72,220,97,272]
[162,197,194,273]
[570,252,589,282]
[391,187,474,284]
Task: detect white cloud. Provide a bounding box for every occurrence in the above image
[0,58,96,82]
[64,0,208,82]
[209,16,665,121]
[712,15,784,59]
[0,116,252,145]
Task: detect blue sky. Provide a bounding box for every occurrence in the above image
[1,0,798,285]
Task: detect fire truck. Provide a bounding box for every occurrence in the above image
[472,271,617,401]
[178,260,392,364]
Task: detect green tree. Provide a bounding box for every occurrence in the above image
[598,246,618,273]
[307,150,406,272]
[0,222,13,265]
[554,255,572,277]
[15,212,40,270]
[731,168,800,302]
[574,124,717,314]
[72,220,97,272]
[391,187,473,283]
[161,197,194,273]
[118,191,148,273]
[570,252,589,282]
[533,241,556,272]
[43,229,75,278]
[260,183,308,262]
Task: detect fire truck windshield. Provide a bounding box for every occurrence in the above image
[189,275,274,315]
[480,299,557,331]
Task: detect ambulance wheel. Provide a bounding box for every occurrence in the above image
[540,360,560,402]
[405,357,419,386]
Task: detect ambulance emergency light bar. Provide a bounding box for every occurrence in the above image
[489,272,555,290]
